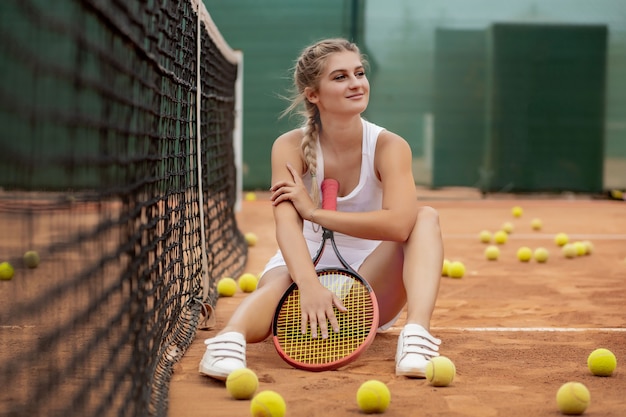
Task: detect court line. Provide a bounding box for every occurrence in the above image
[444,233,626,240]
[432,327,626,332]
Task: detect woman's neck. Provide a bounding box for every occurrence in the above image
[318,114,363,150]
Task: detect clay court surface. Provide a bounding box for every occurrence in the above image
[169,189,626,417]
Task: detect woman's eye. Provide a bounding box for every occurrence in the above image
[334,74,346,80]
[356,71,365,77]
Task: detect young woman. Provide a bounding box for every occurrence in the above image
[199,38,444,380]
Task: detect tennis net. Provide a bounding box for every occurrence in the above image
[0,0,246,416]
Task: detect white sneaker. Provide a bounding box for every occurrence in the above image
[395,324,441,378]
[198,332,246,380]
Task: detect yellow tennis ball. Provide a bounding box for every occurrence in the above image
[485,245,500,261]
[562,243,577,259]
[512,205,523,218]
[582,240,594,255]
[501,222,514,234]
[448,261,465,279]
[534,247,549,263]
[573,241,587,256]
[478,230,492,244]
[0,262,14,280]
[245,192,257,201]
[587,348,617,377]
[556,382,590,415]
[23,250,40,268]
[245,232,258,247]
[217,277,237,297]
[441,258,450,276]
[517,246,532,262]
[531,218,543,231]
[250,390,286,417]
[555,233,569,246]
[356,380,390,414]
[425,356,456,387]
[494,230,508,245]
[226,367,259,400]
[238,272,258,293]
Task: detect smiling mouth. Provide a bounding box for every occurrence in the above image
[347,93,364,99]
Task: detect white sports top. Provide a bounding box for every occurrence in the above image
[261,118,385,275]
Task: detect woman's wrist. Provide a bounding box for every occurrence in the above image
[308,208,317,222]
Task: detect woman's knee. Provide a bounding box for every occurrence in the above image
[257,266,292,291]
[417,205,440,225]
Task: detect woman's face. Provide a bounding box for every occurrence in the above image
[307,50,370,116]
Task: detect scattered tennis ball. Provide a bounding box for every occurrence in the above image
[493,230,508,245]
[250,390,286,417]
[587,348,617,377]
[573,241,587,256]
[356,380,391,414]
[23,250,40,268]
[516,246,532,262]
[425,356,456,387]
[582,240,594,255]
[511,205,523,217]
[217,277,237,297]
[441,258,450,276]
[226,367,258,400]
[562,243,577,259]
[245,192,257,201]
[555,233,569,247]
[556,382,590,415]
[238,272,258,293]
[448,261,465,279]
[245,232,258,247]
[478,230,492,244]
[0,262,14,280]
[531,218,543,231]
[501,222,514,234]
[534,247,549,263]
[485,245,500,261]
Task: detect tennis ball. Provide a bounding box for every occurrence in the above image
[245,192,257,201]
[531,218,542,231]
[245,232,258,247]
[250,390,286,417]
[356,380,390,414]
[441,258,450,276]
[562,243,577,259]
[512,205,523,217]
[485,245,500,261]
[23,250,40,268]
[448,261,465,279]
[534,247,549,263]
[238,272,258,293]
[582,240,594,255]
[0,262,14,280]
[587,348,617,377]
[573,241,586,256]
[226,367,258,400]
[217,277,237,297]
[425,356,456,387]
[501,222,514,234]
[556,382,590,415]
[494,230,508,245]
[555,233,569,246]
[479,230,492,244]
[517,246,532,262]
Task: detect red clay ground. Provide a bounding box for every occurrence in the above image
[169,191,626,417]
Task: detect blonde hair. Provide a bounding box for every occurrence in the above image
[282,38,367,207]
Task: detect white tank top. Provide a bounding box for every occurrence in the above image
[301,118,385,269]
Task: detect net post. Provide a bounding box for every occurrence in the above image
[234,50,244,212]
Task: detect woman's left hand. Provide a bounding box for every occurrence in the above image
[270,163,316,220]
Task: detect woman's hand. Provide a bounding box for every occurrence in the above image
[298,280,347,339]
[270,163,316,221]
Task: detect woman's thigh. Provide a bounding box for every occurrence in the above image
[357,241,407,325]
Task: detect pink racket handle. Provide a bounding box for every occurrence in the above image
[321,179,339,211]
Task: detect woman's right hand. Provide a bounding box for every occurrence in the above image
[298,280,347,339]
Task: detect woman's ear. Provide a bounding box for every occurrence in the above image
[304,87,319,104]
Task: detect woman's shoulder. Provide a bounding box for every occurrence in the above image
[273,127,304,147]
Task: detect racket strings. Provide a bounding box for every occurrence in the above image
[275,271,376,366]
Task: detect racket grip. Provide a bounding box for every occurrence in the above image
[321,179,339,211]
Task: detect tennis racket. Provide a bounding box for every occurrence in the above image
[272,178,379,371]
